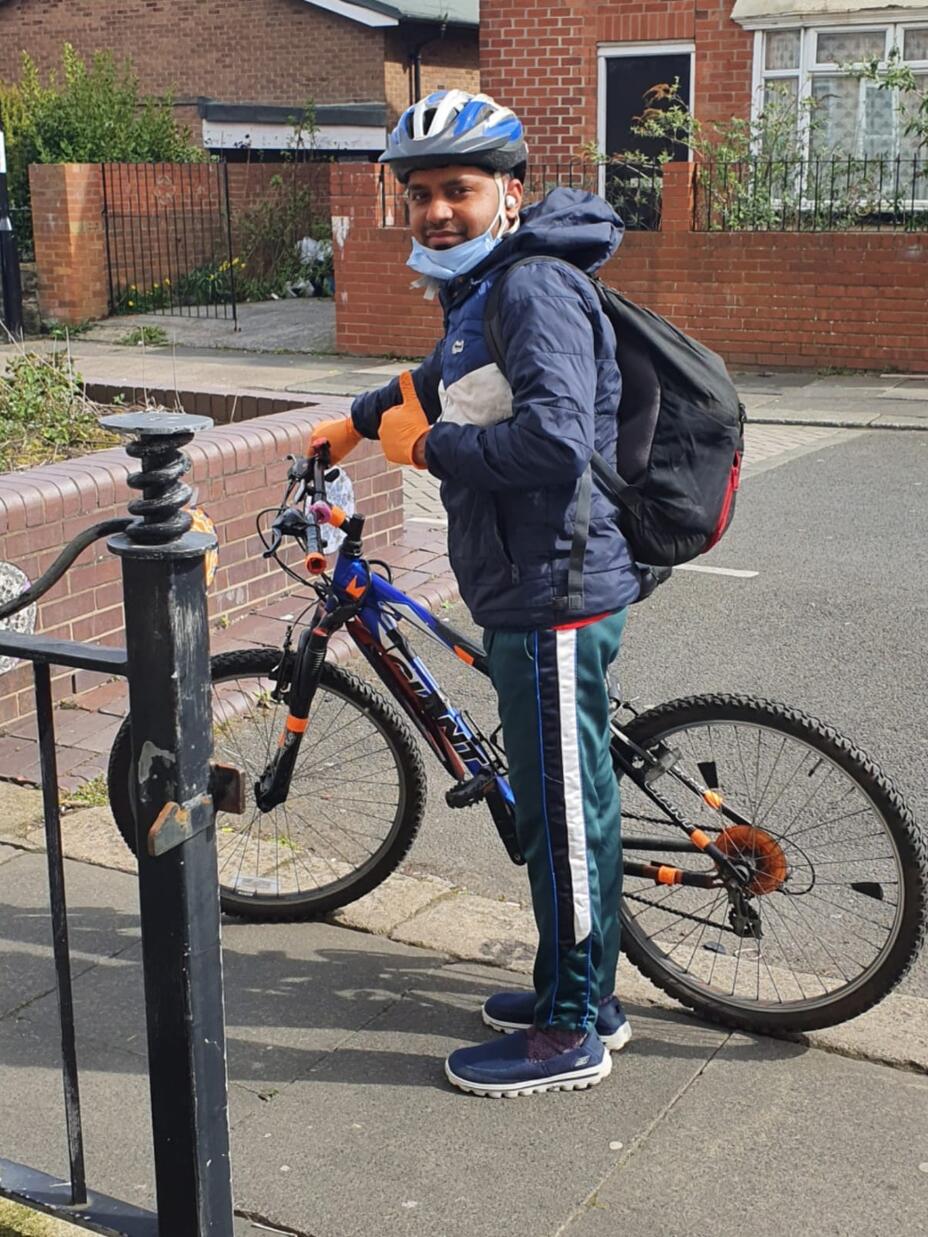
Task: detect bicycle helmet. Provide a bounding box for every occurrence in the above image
[380,90,527,183]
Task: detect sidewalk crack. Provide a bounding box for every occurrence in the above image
[554,1032,733,1236]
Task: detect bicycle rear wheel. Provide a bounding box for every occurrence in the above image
[618,694,928,1034]
[107,647,427,920]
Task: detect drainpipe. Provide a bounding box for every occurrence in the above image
[407,22,448,107]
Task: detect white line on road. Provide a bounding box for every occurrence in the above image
[677,564,759,578]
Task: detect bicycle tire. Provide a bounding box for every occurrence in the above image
[618,693,928,1034]
[107,647,428,921]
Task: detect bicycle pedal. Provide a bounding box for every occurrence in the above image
[445,770,496,809]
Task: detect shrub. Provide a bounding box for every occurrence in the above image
[0,351,119,471]
[0,43,203,213]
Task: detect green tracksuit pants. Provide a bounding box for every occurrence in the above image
[484,609,627,1033]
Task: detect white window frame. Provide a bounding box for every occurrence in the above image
[751,19,928,160]
[596,42,696,197]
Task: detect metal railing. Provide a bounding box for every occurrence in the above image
[695,155,928,232]
[102,161,238,322]
[0,414,234,1235]
[377,160,663,232]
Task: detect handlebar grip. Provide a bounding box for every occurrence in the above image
[305,552,328,575]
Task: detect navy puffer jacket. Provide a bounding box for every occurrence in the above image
[351,189,643,630]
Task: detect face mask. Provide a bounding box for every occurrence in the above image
[407,176,511,282]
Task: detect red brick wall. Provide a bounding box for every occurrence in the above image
[331,162,928,372]
[0,408,403,723]
[30,160,334,323]
[29,163,109,324]
[0,0,386,110]
[330,163,442,356]
[481,1,753,165]
[384,29,481,128]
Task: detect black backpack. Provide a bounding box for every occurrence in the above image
[484,257,746,568]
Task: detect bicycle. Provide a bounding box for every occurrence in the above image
[98,445,927,1037]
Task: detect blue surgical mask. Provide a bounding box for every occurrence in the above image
[407,176,510,282]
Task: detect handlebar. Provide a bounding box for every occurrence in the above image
[262,445,364,576]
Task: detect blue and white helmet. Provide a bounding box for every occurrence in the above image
[380,90,527,183]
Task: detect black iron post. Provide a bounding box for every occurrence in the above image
[102,411,234,1237]
[0,127,24,339]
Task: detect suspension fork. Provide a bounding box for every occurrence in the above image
[253,614,334,811]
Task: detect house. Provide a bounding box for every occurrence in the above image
[0,0,479,159]
[481,1,928,169]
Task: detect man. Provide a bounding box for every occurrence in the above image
[312,90,643,1097]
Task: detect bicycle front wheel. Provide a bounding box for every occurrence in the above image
[618,694,928,1034]
[107,647,427,920]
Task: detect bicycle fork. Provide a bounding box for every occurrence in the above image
[254,618,332,811]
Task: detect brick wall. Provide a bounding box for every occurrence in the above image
[331,161,928,371]
[481,1,753,165]
[29,163,109,324]
[384,29,481,128]
[330,163,442,357]
[29,160,333,324]
[0,0,386,111]
[0,407,403,723]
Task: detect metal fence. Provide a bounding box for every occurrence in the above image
[0,414,235,1235]
[695,155,928,233]
[378,160,663,232]
[102,161,238,321]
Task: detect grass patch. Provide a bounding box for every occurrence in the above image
[44,320,95,341]
[0,1197,86,1235]
[0,349,122,471]
[118,325,170,348]
[61,774,109,810]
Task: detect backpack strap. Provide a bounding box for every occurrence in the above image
[484,260,643,518]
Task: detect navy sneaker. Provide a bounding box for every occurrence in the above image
[445,1028,612,1098]
[482,992,632,1051]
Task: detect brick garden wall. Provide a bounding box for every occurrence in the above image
[331,162,928,371]
[29,160,333,324]
[0,407,403,723]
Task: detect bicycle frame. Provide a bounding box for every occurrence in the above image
[254,455,752,895]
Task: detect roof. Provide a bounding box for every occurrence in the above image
[300,1,478,29]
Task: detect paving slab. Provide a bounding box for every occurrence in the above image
[0,842,20,867]
[0,851,140,1020]
[391,889,538,973]
[562,1034,928,1237]
[0,1014,267,1215]
[0,782,45,843]
[230,961,730,1237]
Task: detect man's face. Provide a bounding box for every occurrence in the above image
[405,166,522,249]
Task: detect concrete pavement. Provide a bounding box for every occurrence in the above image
[0,826,927,1237]
[3,327,928,424]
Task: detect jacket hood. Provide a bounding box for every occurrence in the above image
[491,187,624,276]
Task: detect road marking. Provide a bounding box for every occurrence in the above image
[678,564,759,578]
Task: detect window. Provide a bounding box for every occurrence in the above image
[755,22,928,160]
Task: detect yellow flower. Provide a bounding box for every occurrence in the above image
[127,300,135,307]
[163,277,171,286]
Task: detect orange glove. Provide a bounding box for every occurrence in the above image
[378,371,430,469]
[309,415,363,464]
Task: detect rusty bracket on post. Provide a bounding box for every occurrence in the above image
[147,794,213,857]
[147,762,245,855]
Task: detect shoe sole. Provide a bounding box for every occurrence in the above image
[445,1049,612,1099]
[482,1009,633,1053]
